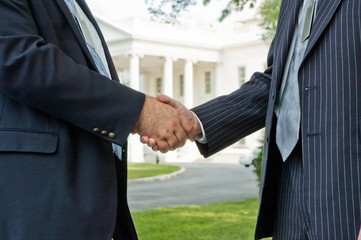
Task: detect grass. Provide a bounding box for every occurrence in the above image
[132,198,272,240]
[128,163,181,180]
[128,163,271,240]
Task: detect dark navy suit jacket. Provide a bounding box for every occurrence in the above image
[193,0,361,239]
[0,0,144,239]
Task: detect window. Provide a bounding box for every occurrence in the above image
[156,77,162,93]
[205,71,211,94]
[238,66,246,86]
[180,75,184,96]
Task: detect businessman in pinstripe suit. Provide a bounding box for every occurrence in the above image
[143,0,361,239]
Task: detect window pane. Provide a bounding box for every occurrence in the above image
[156,77,162,93]
[205,71,211,94]
[238,67,246,86]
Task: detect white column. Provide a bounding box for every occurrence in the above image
[162,57,174,96]
[178,59,200,162]
[128,54,145,163]
[161,57,179,162]
[215,62,224,97]
[183,59,195,108]
[130,54,140,90]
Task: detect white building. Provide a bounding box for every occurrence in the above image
[86,0,271,164]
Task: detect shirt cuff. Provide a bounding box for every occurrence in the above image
[193,112,207,144]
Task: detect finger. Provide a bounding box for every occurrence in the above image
[174,127,187,148]
[178,115,194,139]
[156,93,171,104]
[157,140,170,153]
[147,138,157,148]
[140,136,150,144]
[165,134,180,151]
[185,126,197,141]
[180,112,201,141]
[152,145,159,151]
[157,93,181,109]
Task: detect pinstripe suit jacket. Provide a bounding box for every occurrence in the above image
[193,0,361,239]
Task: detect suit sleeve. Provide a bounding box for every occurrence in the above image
[0,0,145,146]
[192,42,275,158]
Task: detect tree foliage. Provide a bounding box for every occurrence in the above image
[252,138,264,185]
[259,0,281,40]
[204,0,257,21]
[146,0,281,39]
[146,0,257,23]
[145,0,197,23]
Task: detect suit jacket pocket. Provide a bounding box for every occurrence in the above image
[0,129,58,153]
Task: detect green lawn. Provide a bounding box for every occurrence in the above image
[128,163,181,180]
[132,198,272,240]
[128,163,271,240]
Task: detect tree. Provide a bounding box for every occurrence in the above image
[252,137,264,185]
[145,0,197,23]
[259,0,281,40]
[146,0,257,22]
[203,0,258,21]
[146,0,281,40]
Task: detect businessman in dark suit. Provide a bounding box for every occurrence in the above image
[0,0,193,239]
[144,0,361,239]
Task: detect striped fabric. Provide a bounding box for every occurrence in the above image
[273,143,310,240]
[193,0,361,239]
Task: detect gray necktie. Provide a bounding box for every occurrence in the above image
[276,0,316,161]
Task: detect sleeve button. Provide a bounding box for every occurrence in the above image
[108,132,116,139]
[101,130,108,136]
[93,128,100,133]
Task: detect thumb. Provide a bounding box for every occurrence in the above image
[156,93,171,104]
[157,93,183,110]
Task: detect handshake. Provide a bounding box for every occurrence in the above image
[133,93,201,153]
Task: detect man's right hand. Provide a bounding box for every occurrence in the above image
[133,96,192,153]
[139,93,202,152]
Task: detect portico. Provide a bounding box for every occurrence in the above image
[87,2,271,163]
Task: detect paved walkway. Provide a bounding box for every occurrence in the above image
[127,162,259,212]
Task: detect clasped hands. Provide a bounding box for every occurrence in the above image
[133,93,201,153]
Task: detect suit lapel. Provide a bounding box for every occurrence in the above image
[76,0,118,80]
[57,0,118,80]
[55,0,98,71]
[302,0,343,64]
